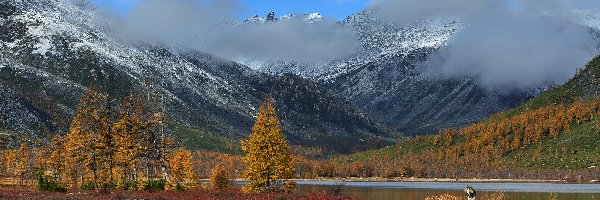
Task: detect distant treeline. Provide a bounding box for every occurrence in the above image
[2,92,600,189]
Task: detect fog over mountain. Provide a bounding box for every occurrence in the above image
[112,0,600,90]
[3,0,599,146]
[376,0,598,89]
[120,0,362,66]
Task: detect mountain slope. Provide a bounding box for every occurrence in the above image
[322,9,553,135]
[338,55,600,179]
[241,10,539,135]
[0,0,397,153]
[510,55,600,114]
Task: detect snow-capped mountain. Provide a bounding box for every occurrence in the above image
[238,9,537,134]
[2,0,596,153]
[572,9,600,30]
[244,12,324,24]
[0,0,397,153]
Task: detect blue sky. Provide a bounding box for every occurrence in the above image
[93,0,371,20]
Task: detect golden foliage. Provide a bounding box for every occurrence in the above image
[310,97,600,179]
[39,86,176,189]
[209,166,231,190]
[2,150,17,177]
[112,94,150,182]
[241,95,295,193]
[65,87,106,186]
[15,143,31,183]
[36,135,69,183]
[169,148,195,184]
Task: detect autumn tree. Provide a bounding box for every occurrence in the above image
[241,95,295,193]
[38,135,68,183]
[65,87,108,188]
[113,94,148,183]
[168,148,194,184]
[15,143,31,186]
[2,149,17,178]
[209,165,231,189]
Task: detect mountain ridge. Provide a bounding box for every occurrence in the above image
[0,0,397,153]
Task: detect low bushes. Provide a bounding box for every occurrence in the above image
[209,167,231,190]
[35,168,67,192]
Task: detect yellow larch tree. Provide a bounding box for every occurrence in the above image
[15,143,31,186]
[241,95,295,193]
[0,150,5,176]
[3,149,17,177]
[209,165,231,189]
[43,135,69,183]
[113,94,148,185]
[168,148,194,184]
[65,87,107,188]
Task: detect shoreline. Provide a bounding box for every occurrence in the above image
[287,177,600,184]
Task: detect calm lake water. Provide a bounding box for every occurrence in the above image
[294,181,600,200]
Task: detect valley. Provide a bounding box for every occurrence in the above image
[1,0,600,199]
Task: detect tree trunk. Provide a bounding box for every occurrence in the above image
[159,148,169,181]
[92,153,98,187]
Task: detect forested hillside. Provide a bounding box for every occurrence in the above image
[315,55,600,180]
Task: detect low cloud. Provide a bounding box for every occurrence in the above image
[205,18,360,64]
[428,15,595,89]
[121,0,361,66]
[374,0,599,89]
[105,0,599,90]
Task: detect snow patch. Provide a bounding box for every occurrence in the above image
[32,38,54,55]
[280,14,296,20]
[233,57,267,70]
[574,9,600,30]
[244,15,267,24]
[4,40,20,49]
[304,13,323,23]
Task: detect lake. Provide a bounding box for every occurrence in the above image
[294,181,600,200]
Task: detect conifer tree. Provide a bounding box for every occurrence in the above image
[209,165,231,190]
[3,149,17,178]
[38,135,68,184]
[65,87,107,188]
[241,95,294,193]
[168,148,194,184]
[113,94,147,182]
[16,143,31,186]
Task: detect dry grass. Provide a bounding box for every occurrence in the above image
[426,192,507,200]
[483,192,506,200]
[424,194,461,200]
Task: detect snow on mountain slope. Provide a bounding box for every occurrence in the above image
[238,6,600,135]
[233,9,536,134]
[573,9,600,30]
[0,0,397,153]
[245,12,324,24]
[312,9,461,80]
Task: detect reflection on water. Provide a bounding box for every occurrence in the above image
[295,182,600,200]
